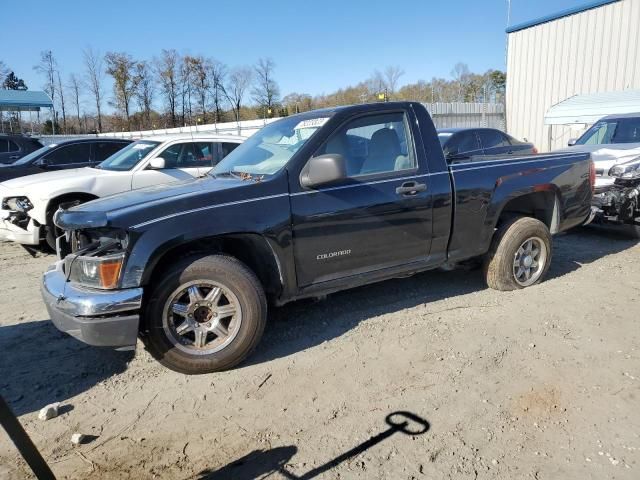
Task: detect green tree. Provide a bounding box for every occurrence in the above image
[2,72,28,90]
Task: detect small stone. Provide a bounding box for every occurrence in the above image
[528,343,536,348]
[491,459,498,465]
[38,403,60,421]
[71,433,86,445]
[586,457,592,462]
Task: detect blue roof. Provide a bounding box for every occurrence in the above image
[506,0,621,33]
[0,90,53,112]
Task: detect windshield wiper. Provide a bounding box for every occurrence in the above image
[212,170,265,182]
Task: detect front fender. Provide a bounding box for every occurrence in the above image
[119,193,294,291]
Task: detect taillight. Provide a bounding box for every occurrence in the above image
[589,161,596,193]
[532,147,538,154]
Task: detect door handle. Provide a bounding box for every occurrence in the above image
[396,181,427,196]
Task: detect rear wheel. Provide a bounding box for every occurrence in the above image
[142,255,267,374]
[484,217,552,291]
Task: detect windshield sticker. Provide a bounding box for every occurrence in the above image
[295,117,330,130]
[133,143,156,150]
[438,133,453,137]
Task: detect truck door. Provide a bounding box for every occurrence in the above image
[290,110,434,287]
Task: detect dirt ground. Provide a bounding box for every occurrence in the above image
[1,226,639,480]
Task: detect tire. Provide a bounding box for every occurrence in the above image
[483,217,552,291]
[142,255,267,374]
[45,198,87,251]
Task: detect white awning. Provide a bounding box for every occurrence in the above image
[544,90,640,125]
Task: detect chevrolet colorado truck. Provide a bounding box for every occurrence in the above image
[42,102,595,374]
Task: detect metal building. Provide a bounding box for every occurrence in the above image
[506,0,640,151]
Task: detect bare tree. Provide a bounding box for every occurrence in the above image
[383,66,405,96]
[105,52,141,130]
[34,51,57,122]
[83,47,104,132]
[155,49,180,127]
[189,56,209,123]
[207,59,226,124]
[252,58,280,117]
[224,67,253,125]
[0,61,9,85]
[135,61,154,129]
[367,70,386,98]
[68,73,83,132]
[56,71,67,133]
[179,55,196,125]
[451,62,471,102]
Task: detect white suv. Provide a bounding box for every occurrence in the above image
[0,134,245,248]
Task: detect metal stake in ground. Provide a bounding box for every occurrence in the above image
[0,394,56,480]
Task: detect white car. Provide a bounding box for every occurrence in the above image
[558,113,640,190]
[0,134,245,248]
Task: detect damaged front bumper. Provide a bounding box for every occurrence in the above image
[41,261,143,349]
[0,211,41,245]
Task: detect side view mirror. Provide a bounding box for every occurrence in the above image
[568,139,577,147]
[148,157,166,170]
[35,158,49,168]
[300,154,347,189]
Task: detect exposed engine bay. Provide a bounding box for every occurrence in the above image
[592,156,640,229]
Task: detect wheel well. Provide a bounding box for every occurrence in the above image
[145,234,283,302]
[46,193,99,223]
[497,191,558,233]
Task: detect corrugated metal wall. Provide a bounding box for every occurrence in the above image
[506,0,640,151]
[424,103,505,130]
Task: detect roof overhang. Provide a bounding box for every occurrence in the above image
[506,0,621,34]
[0,90,54,112]
[544,90,640,125]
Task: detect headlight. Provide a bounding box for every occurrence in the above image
[67,252,126,289]
[609,158,640,179]
[2,196,33,212]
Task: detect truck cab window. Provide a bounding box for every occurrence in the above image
[321,112,415,176]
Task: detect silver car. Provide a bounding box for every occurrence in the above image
[559,113,640,191]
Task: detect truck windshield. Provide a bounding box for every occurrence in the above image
[212,115,331,176]
[98,140,160,171]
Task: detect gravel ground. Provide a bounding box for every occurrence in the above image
[0,227,639,480]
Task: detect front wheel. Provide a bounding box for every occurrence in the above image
[484,217,552,291]
[142,255,267,374]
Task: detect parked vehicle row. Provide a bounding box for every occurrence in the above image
[438,127,537,162]
[0,134,43,164]
[0,135,243,249]
[39,102,595,374]
[0,138,132,182]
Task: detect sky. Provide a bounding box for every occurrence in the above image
[1,0,592,107]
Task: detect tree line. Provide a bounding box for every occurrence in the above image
[0,53,505,135]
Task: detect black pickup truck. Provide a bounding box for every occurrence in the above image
[42,102,594,374]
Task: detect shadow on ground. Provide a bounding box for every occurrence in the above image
[197,411,430,480]
[0,320,133,416]
[248,226,636,368]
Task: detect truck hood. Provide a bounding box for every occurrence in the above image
[55,174,286,231]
